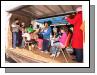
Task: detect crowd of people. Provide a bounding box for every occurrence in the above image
[11,7,83,63]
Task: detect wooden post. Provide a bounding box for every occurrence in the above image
[5,13,12,50]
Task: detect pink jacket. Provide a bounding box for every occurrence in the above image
[58,32,67,45]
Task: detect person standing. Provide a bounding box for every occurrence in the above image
[65,7,83,62]
[11,18,20,49]
[41,21,52,53]
[20,22,26,48]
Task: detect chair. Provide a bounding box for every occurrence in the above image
[25,40,32,50]
[52,32,72,63]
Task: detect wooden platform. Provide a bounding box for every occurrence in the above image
[6,48,77,63]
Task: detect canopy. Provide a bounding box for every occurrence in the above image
[36,16,68,25]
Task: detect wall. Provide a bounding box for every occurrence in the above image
[7,13,31,49]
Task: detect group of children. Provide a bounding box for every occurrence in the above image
[11,19,25,48]
[50,26,68,57]
[11,19,68,57]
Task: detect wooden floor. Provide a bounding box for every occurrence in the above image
[6,47,77,63]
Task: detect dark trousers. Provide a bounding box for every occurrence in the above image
[42,39,49,51]
[72,48,76,55]
[73,48,83,62]
[18,30,22,47]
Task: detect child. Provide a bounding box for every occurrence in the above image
[30,30,38,49]
[21,27,26,48]
[22,31,31,49]
[20,22,26,48]
[22,27,37,50]
[41,21,52,53]
[50,27,68,57]
[50,27,60,47]
[36,33,43,50]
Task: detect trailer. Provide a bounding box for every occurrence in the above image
[5,5,81,63]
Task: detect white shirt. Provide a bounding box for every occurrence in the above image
[11,23,20,32]
[22,33,31,41]
[44,29,48,33]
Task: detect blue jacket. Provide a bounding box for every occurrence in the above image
[42,27,51,39]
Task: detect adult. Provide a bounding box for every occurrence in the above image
[11,18,20,48]
[65,7,83,62]
[21,22,25,28]
[18,22,25,47]
[41,21,52,53]
[20,22,26,48]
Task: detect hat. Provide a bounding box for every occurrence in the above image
[44,21,52,26]
[47,21,52,26]
[27,27,35,33]
[76,7,82,12]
